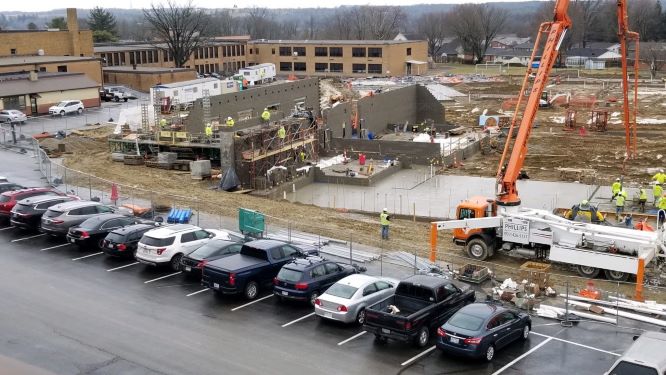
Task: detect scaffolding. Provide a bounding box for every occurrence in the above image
[141,102,150,133]
[234,117,320,189]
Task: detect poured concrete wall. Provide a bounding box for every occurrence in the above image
[329,138,441,164]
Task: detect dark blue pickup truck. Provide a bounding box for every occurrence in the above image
[201,239,319,300]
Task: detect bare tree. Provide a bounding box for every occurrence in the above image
[629,0,662,41]
[143,0,210,68]
[570,0,602,47]
[642,43,666,78]
[366,6,406,39]
[417,12,448,57]
[327,8,353,39]
[209,10,241,37]
[446,4,508,64]
[244,7,277,39]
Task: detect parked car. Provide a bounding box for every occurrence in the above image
[66,213,143,250]
[48,100,84,116]
[273,256,357,306]
[0,182,24,193]
[201,239,319,300]
[436,303,531,362]
[314,274,399,325]
[135,224,232,271]
[0,176,8,183]
[605,331,666,375]
[0,109,27,124]
[0,188,63,223]
[99,86,133,102]
[102,223,156,258]
[364,275,476,348]
[40,201,123,236]
[10,195,79,231]
[180,239,244,278]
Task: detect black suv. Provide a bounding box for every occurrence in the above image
[102,223,156,257]
[10,195,77,231]
[67,214,142,250]
[273,256,357,306]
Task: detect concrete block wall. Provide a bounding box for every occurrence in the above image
[328,138,442,165]
[324,102,351,138]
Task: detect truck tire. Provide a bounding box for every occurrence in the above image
[576,265,600,278]
[414,326,430,348]
[123,98,128,102]
[114,96,120,102]
[170,253,183,271]
[374,335,388,344]
[466,238,489,261]
[604,269,629,282]
[244,281,259,300]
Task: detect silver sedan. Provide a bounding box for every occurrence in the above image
[315,274,398,325]
[0,109,27,124]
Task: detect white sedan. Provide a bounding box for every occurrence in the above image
[0,110,27,124]
[315,274,398,325]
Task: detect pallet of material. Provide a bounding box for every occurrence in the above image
[123,155,144,166]
[172,160,191,171]
[145,160,172,170]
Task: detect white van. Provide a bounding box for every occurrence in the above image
[605,331,666,375]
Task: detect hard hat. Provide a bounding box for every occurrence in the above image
[264,108,268,111]
[383,208,388,212]
[581,199,589,205]
[615,178,620,181]
[227,116,232,120]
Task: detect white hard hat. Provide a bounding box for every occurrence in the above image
[383,208,388,212]
[615,178,620,181]
[227,116,232,120]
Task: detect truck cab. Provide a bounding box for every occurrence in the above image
[453,196,497,244]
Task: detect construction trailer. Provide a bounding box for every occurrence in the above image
[150,78,239,110]
[238,63,276,86]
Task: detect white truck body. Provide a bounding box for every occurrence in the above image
[238,63,276,86]
[150,78,238,107]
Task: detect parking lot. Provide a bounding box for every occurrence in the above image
[0,220,648,375]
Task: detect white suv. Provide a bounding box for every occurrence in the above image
[136,224,231,270]
[49,100,84,116]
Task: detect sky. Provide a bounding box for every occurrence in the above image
[0,0,523,12]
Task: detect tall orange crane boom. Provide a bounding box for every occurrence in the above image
[617,0,640,160]
[495,0,571,206]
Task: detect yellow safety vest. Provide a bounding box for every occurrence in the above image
[616,194,625,207]
[640,189,647,200]
[278,127,286,139]
[299,151,306,161]
[654,185,663,198]
[380,212,390,225]
[611,182,622,194]
[226,119,235,127]
[659,197,666,210]
[160,119,167,128]
[205,126,213,136]
[261,111,271,121]
[653,173,666,184]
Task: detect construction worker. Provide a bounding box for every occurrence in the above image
[654,183,663,206]
[299,149,306,163]
[205,123,213,143]
[261,108,271,124]
[567,199,602,223]
[638,185,648,212]
[380,208,390,240]
[652,169,666,184]
[226,116,235,127]
[159,118,168,130]
[610,178,622,201]
[659,196,666,226]
[615,190,626,218]
[277,125,286,146]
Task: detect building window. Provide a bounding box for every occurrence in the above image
[279,47,292,56]
[215,47,219,58]
[329,63,343,72]
[2,96,26,110]
[39,67,46,72]
[10,48,16,55]
[352,64,366,73]
[141,51,147,64]
[368,48,382,57]
[315,63,328,72]
[272,48,275,55]
[130,52,135,65]
[241,45,245,55]
[223,46,227,57]
[294,62,306,71]
[280,62,293,71]
[293,47,306,56]
[368,64,382,74]
[241,61,246,68]
[315,47,328,57]
[406,47,412,56]
[329,47,343,57]
[148,50,154,63]
[57,65,68,72]
[352,47,366,57]
[249,48,253,55]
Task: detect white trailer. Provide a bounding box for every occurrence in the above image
[150,78,238,108]
[238,63,276,86]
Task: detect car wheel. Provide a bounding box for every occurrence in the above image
[123,98,128,102]
[485,344,495,362]
[374,335,388,344]
[576,265,600,278]
[77,108,83,114]
[97,238,105,250]
[521,324,530,341]
[604,269,630,282]
[114,97,120,102]
[356,308,366,325]
[4,118,10,123]
[414,326,429,348]
[466,238,489,261]
[244,281,259,300]
[59,110,65,116]
[309,291,319,307]
[170,253,183,271]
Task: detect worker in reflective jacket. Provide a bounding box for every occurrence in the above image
[652,169,666,184]
[615,191,626,218]
[261,108,271,124]
[638,186,648,212]
[205,123,213,142]
[654,183,663,206]
[226,116,235,127]
[159,118,168,130]
[566,199,603,223]
[380,208,390,240]
[610,178,622,201]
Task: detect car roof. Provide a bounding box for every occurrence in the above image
[244,239,289,249]
[285,256,327,270]
[620,331,666,369]
[0,182,20,186]
[335,274,380,288]
[17,194,71,205]
[144,224,201,238]
[81,213,128,223]
[402,275,452,288]
[2,187,53,197]
[110,223,154,235]
[456,303,506,319]
[49,200,101,211]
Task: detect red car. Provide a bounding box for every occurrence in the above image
[0,188,64,223]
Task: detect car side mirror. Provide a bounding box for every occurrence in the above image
[154,216,163,223]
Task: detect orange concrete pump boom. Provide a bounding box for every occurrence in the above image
[617,0,640,160]
[496,0,571,206]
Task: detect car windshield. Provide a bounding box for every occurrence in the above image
[0,195,11,203]
[105,232,126,243]
[141,235,175,247]
[56,101,67,107]
[13,203,31,213]
[325,283,358,299]
[79,216,105,230]
[448,312,485,331]
[277,268,303,283]
[43,209,63,218]
[189,240,231,258]
[609,361,658,375]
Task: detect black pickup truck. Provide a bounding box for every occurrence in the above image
[201,239,318,300]
[363,275,475,347]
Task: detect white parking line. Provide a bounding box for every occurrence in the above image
[72,252,103,261]
[106,262,139,272]
[144,271,182,284]
[11,233,46,242]
[400,345,436,366]
[282,312,316,328]
[40,243,70,251]
[530,331,621,356]
[0,226,14,231]
[230,295,274,311]
[491,337,553,375]
[186,288,210,297]
[337,331,367,346]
